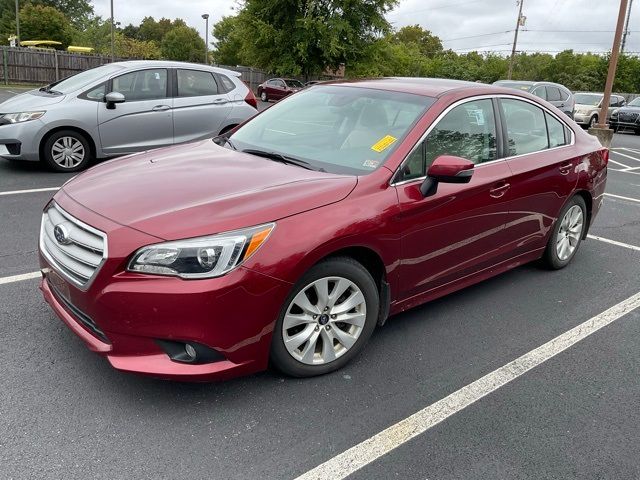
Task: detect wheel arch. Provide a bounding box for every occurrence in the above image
[573,189,593,239]
[39,126,97,161]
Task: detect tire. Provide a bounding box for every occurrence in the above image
[42,130,91,172]
[260,91,268,102]
[589,115,598,128]
[541,195,587,270]
[270,257,380,377]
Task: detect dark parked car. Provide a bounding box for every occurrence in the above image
[573,92,625,128]
[493,80,575,118]
[257,78,304,102]
[609,96,640,134]
[39,78,607,381]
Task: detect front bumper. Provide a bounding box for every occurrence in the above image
[0,119,46,161]
[39,194,293,381]
[573,113,592,125]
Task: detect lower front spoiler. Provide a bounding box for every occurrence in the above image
[40,276,263,382]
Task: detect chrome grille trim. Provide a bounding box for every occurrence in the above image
[39,202,108,289]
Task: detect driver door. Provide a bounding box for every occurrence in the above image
[394,98,513,301]
[98,68,174,155]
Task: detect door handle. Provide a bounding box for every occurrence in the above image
[559,162,573,175]
[489,182,510,198]
[152,105,171,111]
[213,98,228,104]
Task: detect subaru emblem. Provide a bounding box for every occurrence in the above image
[54,224,71,245]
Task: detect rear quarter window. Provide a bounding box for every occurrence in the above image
[218,74,236,93]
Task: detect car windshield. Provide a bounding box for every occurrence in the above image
[628,97,640,107]
[496,81,533,91]
[49,64,125,94]
[574,93,602,106]
[285,79,304,88]
[229,85,435,175]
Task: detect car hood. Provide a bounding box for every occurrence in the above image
[0,90,66,111]
[61,140,358,240]
[617,106,640,112]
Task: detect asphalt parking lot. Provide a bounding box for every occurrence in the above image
[1,90,639,479]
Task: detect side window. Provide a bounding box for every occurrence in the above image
[406,99,497,175]
[560,89,571,101]
[547,87,562,102]
[112,69,167,101]
[177,69,218,97]
[546,112,568,148]
[532,87,546,100]
[218,74,236,92]
[84,83,106,101]
[275,79,285,88]
[501,98,549,156]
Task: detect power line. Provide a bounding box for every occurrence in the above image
[522,29,640,33]
[441,30,513,42]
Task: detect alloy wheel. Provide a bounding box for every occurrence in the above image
[556,205,584,261]
[282,276,366,365]
[51,136,85,169]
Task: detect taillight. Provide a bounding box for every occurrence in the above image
[602,148,609,165]
[245,90,258,109]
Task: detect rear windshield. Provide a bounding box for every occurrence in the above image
[574,93,602,106]
[495,81,533,92]
[229,85,435,175]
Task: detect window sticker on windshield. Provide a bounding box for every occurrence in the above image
[371,135,397,152]
[467,108,485,126]
[362,159,380,169]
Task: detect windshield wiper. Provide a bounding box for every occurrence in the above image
[38,85,62,95]
[242,149,320,171]
[212,134,237,150]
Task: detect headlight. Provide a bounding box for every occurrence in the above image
[611,109,619,117]
[1,111,46,123]
[127,223,275,279]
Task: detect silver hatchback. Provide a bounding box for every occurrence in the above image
[0,61,258,171]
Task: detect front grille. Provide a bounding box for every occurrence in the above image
[619,112,639,123]
[40,203,107,288]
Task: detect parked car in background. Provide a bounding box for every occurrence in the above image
[0,60,258,172]
[493,80,575,118]
[609,96,640,134]
[39,78,607,381]
[573,92,625,128]
[257,78,304,102]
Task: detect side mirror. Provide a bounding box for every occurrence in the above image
[105,91,125,109]
[420,155,475,197]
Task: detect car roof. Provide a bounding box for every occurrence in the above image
[495,79,569,90]
[110,60,241,77]
[324,77,495,98]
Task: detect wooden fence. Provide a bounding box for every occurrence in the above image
[0,47,129,85]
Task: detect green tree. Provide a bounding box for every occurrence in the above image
[20,4,72,47]
[31,0,93,27]
[160,24,205,62]
[229,0,398,78]
[392,25,442,58]
[139,16,186,43]
[212,15,245,65]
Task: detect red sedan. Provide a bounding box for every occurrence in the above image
[39,78,608,381]
[257,77,304,102]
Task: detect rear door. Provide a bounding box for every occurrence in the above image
[269,79,287,100]
[394,97,513,299]
[545,86,570,116]
[172,68,232,143]
[499,97,578,256]
[98,68,173,155]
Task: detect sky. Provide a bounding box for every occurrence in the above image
[93,0,638,55]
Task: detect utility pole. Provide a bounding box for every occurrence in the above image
[622,0,634,53]
[507,0,525,79]
[110,0,114,62]
[15,0,20,46]
[595,0,628,137]
[202,13,210,64]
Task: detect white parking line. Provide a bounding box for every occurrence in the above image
[604,192,640,204]
[608,157,632,169]
[588,234,640,252]
[295,290,640,480]
[610,168,640,176]
[0,186,59,196]
[0,271,41,285]
[618,147,640,157]
[611,150,640,163]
